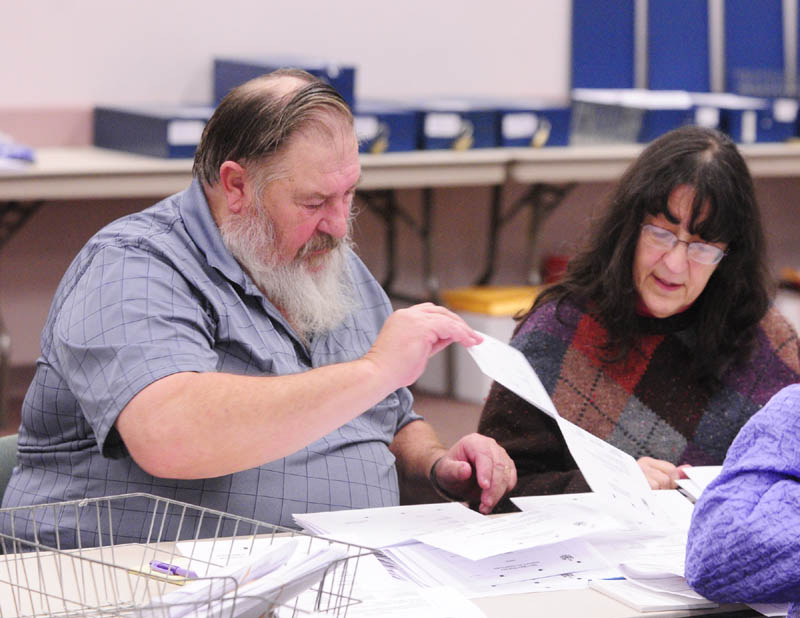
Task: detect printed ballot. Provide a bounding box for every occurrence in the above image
[467,332,657,523]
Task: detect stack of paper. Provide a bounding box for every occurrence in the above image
[153,538,347,618]
[676,465,722,502]
[290,334,725,604]
[381,536,611,597]
[589,579,717,612]
[294,502,485,548]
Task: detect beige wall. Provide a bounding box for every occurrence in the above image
[0,1,570,108]
[1,1,799,367]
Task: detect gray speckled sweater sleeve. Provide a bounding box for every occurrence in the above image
[685,383,800,616]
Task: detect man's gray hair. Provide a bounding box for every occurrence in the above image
[192,68,354,187]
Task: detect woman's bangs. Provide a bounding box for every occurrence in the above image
[691,182,740,243]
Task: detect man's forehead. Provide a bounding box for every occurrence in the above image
[292,170,363,198]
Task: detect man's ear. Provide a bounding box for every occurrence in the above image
[218,161,251,214]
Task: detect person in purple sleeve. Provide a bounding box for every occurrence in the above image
[685,383,800,616]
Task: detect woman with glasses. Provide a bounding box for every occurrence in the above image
[478,125,800,504]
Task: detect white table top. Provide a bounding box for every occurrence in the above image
[3,142,800,203]
[508,141,800,183]
[0,146,511,202]
[475,587,750,618]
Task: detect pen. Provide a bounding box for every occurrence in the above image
[149,559,198,579]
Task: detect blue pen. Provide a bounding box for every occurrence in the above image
[149,559,198,579]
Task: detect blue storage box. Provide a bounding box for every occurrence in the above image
[725,0,784,96]
[647,0,710,92]
[213,57,356,109]
[691,93,798,143]
[93,105,214,158]
[416,99,500,150]
[572,0,635,89]
[495,101,571,147]
[570,89,714,144]
[354,101,421,153]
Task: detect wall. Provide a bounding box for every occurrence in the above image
[0,1,569,116]
[1,1,799,369]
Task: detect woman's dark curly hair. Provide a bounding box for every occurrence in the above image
[524,125,772,379]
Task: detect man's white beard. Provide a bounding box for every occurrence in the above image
[219,201,357,340]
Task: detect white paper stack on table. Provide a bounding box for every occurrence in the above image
[149,538,347,618]
[291,333,741,609]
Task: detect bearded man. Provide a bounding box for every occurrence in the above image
[1,69,515,545]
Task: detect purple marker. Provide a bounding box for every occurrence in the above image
[149,559,198,579]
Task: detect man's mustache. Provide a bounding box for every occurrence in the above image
[295,232,341,261]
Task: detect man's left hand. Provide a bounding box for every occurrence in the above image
[430,434,517,514]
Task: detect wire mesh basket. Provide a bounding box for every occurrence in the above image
[569,100,644,144]
[730,67,796,98]
[0,493,372,617]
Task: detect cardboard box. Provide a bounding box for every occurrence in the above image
[441,286,541,404]
[93,105,214,158]
[214,57,356,109]
[354,101,421,153]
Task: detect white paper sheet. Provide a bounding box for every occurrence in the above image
[590,529,690,578]
[466,332,559,418]
[382,537,607,598]
[748,601,791,617]
[617,563,708,600]
[590,578,717,611]
[415,500,623,561]
[676,465,723,502]
[555,417,658,523]
[684,465,722,494]
[145,540,302,618]
[466,330,657,523]
[293,502,484,548]
[175,535,347,571]
[512,489,692,530]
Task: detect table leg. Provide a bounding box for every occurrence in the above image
[0,200,42,426]
[0,201,42,251]
[476,183,575,286]
[476,185,504,286]
[0,312,8,428]
[357,189,438,305]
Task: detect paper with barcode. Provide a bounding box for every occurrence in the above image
[466,331,657,523]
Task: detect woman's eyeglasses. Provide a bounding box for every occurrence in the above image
[640,224,727,265]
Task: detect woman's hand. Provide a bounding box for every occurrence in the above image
[638,456,690,490]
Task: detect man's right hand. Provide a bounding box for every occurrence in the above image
[364,303,482,389]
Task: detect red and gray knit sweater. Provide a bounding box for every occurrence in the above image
[478,299,800,506]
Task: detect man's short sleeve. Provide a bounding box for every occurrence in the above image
[52,244,219,455]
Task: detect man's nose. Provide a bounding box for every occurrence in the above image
[318,199,350,238]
